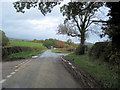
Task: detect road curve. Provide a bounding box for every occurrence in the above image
[2,50,80,88]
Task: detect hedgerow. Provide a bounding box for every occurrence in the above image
[2,46,33,58]
[88,42,120,65]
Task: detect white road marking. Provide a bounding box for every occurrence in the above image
[15,69,19,72]
[1,59,32,83]
[21,60,31,68]
[10,72,16,75]
[15,61,27,68]
[6,75,12,78]
[0,79,6,83]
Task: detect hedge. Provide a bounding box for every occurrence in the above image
[2,46,33,58]
[88,42,120,64]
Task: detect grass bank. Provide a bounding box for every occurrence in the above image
[8,49,47,59]
[51,49,73,53]
[65,54,118,88]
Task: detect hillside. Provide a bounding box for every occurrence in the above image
[85,42,93,45]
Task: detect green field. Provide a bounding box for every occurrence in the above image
[51,49,73,53]
[6,41,47,59]
[65,54,118,88]
[8,49,47,59]
[8,41,46,49]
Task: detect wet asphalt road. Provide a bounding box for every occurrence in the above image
[2,50,80,88]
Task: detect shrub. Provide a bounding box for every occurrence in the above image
[75,44,86,55]
[65,44,69,48]
[67,48,75,51]
[88,42,109,59]
[66,46,75,51]
[0,30,9,46]
[88,42,120,64]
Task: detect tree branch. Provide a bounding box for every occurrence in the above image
[67,33,81,37]
[81,2,94,11]
[92,20,107,23]
[84,14,93,30]
[73,17,82,32]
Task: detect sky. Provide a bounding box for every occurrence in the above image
[1,1,110,44]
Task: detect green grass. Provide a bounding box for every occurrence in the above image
[8,49,47,59]
[8,41,46,49]
[65,54,118,88]
[51,49,73,53]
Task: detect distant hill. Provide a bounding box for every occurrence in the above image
[85,42,93,45]
[9,38,31,42]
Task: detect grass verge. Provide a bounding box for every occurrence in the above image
[8,49,47,59]
[51,49,73,53]
[65,54,118,88]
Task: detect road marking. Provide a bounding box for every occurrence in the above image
[21,61,30,67]
[15,61,27,68]
[0,79,6,84]
[10,72,15,75]
[15,69,19,72]
[6,75,12,78]
[1,59,32,84]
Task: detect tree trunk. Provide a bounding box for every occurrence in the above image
[80,32,85,54]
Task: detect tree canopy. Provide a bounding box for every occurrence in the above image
[57,2,103,54]
[102,2,120,52]
[0,30,9,46]
[13,1,61,15]
[43,38,57,49]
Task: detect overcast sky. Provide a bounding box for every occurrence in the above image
[1,1,110,43]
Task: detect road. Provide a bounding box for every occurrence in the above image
[2,50,80,88]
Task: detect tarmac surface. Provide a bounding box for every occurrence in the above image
[2,50,80,88]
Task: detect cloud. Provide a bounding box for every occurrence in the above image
[27,18,59,29]
[2,1,110,43]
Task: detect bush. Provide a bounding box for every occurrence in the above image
[75,44,86,55]
[56,40,65,48]
[88,42,109,59]
[0,30,9,46]
[67,48,75,51]
[2,46,33,58]
[88,42,120,64]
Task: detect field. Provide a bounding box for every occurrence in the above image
[65,54,118,88]
[5,41,47,59]
[8,41,45,49]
